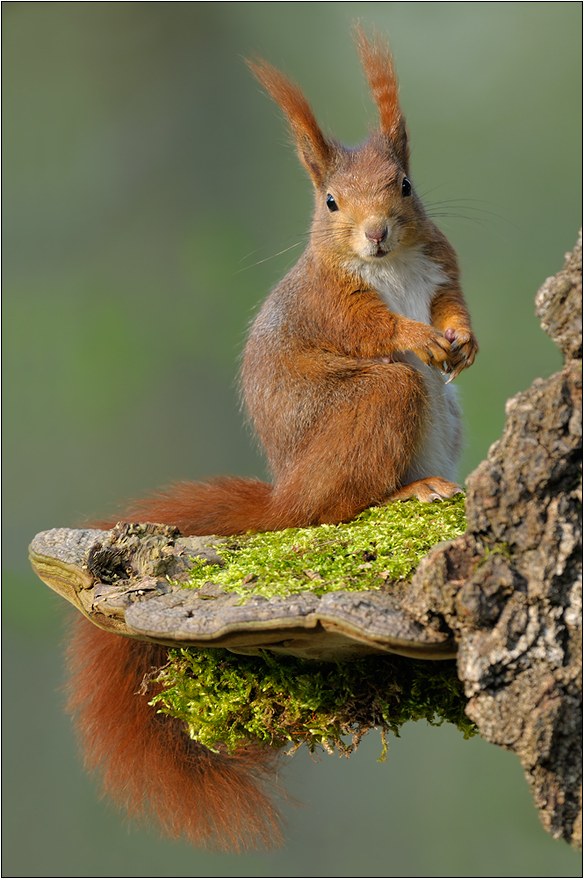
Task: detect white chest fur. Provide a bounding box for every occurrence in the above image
[358,246,462,483]
[357,246,448,323]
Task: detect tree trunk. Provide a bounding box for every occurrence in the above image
[403,232,582,846]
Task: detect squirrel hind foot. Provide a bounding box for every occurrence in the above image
[386,477,463,503]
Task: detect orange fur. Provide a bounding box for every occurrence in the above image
[66,616,284,851]
[70,28,478,852]
[352,23,408,167]
[247,58,332,184]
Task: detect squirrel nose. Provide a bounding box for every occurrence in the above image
[364,224,388,244]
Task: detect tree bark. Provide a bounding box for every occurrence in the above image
[403,232,582,847]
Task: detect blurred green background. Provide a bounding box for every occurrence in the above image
[3,3,581,876]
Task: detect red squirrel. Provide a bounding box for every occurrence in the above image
[67,28,478,851]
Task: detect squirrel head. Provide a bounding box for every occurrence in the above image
[247,26,429,270]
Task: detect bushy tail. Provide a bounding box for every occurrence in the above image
[65,615,284,851]
[95,476,274,536]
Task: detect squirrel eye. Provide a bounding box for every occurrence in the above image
[326,194,339,212]
[401,178,412,197]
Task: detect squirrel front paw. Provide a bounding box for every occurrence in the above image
[443,328,478,380]
[408,325,453,371]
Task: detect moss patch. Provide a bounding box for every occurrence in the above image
[153,497,474,758]
[184,495,467,598]
[150,647,477,758]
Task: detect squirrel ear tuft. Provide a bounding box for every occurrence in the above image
[352,23,409,170]
[247,58,332,187]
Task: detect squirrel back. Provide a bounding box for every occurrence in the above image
[70,27,478,850]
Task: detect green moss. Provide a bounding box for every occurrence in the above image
[184,495,467,598]
[475,541,512,568]
[152,497,474,759]
[150,647,477,757]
